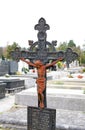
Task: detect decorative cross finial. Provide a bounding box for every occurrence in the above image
[34,17,50,32]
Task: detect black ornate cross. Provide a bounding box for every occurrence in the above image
[65,48,78,68]
[11,18,64,63]
[11,18,78,108]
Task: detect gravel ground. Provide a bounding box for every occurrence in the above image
[0,106,85,130]
[0,94,15,113]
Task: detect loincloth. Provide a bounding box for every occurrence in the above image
[36,77,46,92]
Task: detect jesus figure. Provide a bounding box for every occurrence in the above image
[20,57,63,108]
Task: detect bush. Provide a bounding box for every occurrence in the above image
[22,67,29,74]
[57,61,63,69]
[82,68,85,73]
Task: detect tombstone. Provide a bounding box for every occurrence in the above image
[0,81,6,99]
[8,61,18,75]
[11,18,78,130]
[0,60,18,76]
[0,60,9,76]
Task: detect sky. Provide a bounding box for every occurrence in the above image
[0,0,85,48]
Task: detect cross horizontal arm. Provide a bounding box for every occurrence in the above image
[47,51,65,60]
[11,50,38,61]
[11,49,65,63]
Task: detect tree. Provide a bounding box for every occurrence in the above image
[6,42,20,59]
[80,51,85,65]
[57,41,68,51]
[68,40,76,48]
[0,47,3,58]
[57,40,81,66]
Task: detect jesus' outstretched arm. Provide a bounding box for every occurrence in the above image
[45,57,63,68]
[20,57,36,67]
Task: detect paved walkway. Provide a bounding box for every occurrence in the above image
[0,94,15,113]
[0,107,85,130]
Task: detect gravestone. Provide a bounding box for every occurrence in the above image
[0,60,9,76]
[8,61,18,75]
[0,81,6,99]
[27,106,56,130]
[0,60,18,76]
[11,18,78,130]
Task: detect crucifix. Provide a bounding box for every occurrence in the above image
[11,18,78,109]
[11,18,64,108]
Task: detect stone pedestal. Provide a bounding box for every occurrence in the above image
[27,106,56,130]
[0,79,25,93]
[15,88,85,111]
[6,79,25,93]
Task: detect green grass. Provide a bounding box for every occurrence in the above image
[0,128,10,130]
[0,125,10,130]
[53,81,64,85]
[83,89,85,94]
[0,112,3,115]
[48,80,64,85]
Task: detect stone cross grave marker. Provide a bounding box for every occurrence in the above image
[11,18,65,108]
[11,18,78,130]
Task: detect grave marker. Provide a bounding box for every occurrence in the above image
[11,18,78,130]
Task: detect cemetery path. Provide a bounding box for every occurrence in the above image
[0,94,15,113]
[0,107,85,130]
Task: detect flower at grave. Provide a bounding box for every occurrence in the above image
[5,73,10,77]
[32,69,35,73]
[16,71,22,75]
[46,69,50,73]
[77,75,83,79]
[57,61,63,69]
[68,74,73,78]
